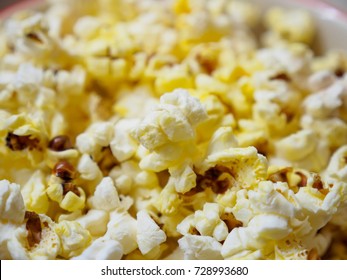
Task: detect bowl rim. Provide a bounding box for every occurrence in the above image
[301,0,347,20]
[0,0,43,18]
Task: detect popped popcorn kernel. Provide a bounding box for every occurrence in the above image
[55,220,91,259]
[136,210,167,255]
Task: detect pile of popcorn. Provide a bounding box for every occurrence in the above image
[1,0,347,260]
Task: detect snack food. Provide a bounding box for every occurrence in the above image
[1,0,347,260]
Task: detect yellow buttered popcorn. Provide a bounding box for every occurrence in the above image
[2,0,347,260]
[55,220,91,259]
[21,171,49,214]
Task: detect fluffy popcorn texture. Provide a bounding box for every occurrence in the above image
[0,180,25,224]
[110,118,140,162]
[177,203,229,241]
[6,214,61,260]
[88,177,121,211]
[76,122,114,158]
[1,0,347,260]
[136,210,167,255]
[105,211,137,254]
[75,209,109,237]
[77,154,103,182]
[55,220,91,259]
[134,89,208,171]
[47,181,86,212]
[72,237,123,260]
[178,234,223,260]
[265,7,315,44]
[21,171,49,214]
[104,211,138,255]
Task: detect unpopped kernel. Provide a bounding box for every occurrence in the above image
[1,0,347,260]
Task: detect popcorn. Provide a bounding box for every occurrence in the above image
[301,116,347,150]
[0,180,25,224]
[324,145,347,181]
[21,171,49,214]
[47,178,86,212]
[55,220,91,259]
[178,234,223,260]
[265,7,315,44]
[6,212,61,260]
[275,129,330,172]
[156,179,182,215]
[136,210,167,255]
[72,237,123,260]
[177,203,231,241]
[5,12,70,66]
[303,82,345,119]
[76,121,114,158]
[87,177,120,211]
[169,162,197,193]
[77,153,103,182]
[134,89,208,171]
[200,146,268,190]
[110,118,140,162]
[104,211,138,255]
[75,209,109,237]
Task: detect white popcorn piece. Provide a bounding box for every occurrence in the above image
[21,171,49,214]
[77,153,103,181]
[104,211,138,255]
[0,180,25,224]
[75,209,109,237]
[158,106,195,142]
[136,210,167,255]
[110,118,140,162]
[303,82,345,119]
[7,213,61,260]
[76,121,114,156]
[160,89,208,126]
[72,237,123,260]
[178,234,223,260]
[88,177,121,211]
[178,203,230,242]
[73,16,103,39]
[56,66,86,96]
[275,129,330,172]
[0,223,20,259]
[325,145,347,181]
[14,63,43,96]
[55,220,91,259]
[295,183,344,230]
[156,179,182,215]
[265,8,315,44]
[169,162,196,193]
[308,70,336,91]
[247,181,296,220]
[134,89,207,171]
[248,214,291,240]
[134,111,170,151]
[256,47,311,75]
[221,226,262,259]
[300,116,347,150]
[206,126,238,157]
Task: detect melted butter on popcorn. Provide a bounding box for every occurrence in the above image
[1,0,347,260]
